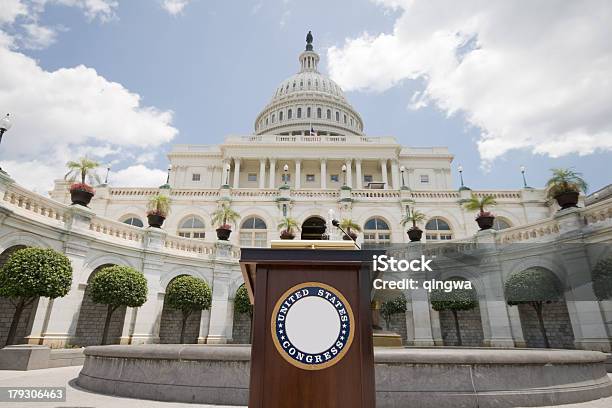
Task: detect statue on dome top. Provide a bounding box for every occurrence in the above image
[306,31,313,51]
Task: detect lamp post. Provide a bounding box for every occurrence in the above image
[400,165,406,189]
[166,166,171,184]
[341,164,347,186]
[0,114,11,144]
[283,164,289,186]
[520,165,531,189]
[104,165,111,185]
[225,163,230,186]
[458,165,469,190]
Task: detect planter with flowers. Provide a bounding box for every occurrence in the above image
[546,168,587,210]
[146,195,171,228]
[212,204,240,240]
[462,194,497,230]
[401,209,426,241]
[64,158,101,206]
[278,217,300,240]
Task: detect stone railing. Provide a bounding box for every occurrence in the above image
[89,217,146,244]
[406,191,461,199]
[291,189,339,199]
[473,191,523,200]
[171,189,220,198]
[164,235,216,255]
[110,188,161,197]
[225,134,397,145]
[583,200,612,225]
[2,183,68,224]
[231,189,278,199]
[351,190,401,199]
[495,218,561,244]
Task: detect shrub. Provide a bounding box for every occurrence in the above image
[504,268,563,348]
[89,265,148,345]
[165,275,212,343]
[430,278,478,346]
[380,295,407,330]
[0,248,72,346]
[234,285,253,317]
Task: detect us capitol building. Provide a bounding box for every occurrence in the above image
[0,34,610,351]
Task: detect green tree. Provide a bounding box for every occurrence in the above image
[380,295,407,330]
[504,268,563,348]
[88,265,148,345]
[546,168,588,198]
[430,278,478,346]
[339,218,362,235]
[400,209,426,229]
[64,157,101,186]
[234,285,253,317]
[165,275,212,343]
[592,257,612,301]
[146,194,171,217]
[277,217,300,235]
[0,248,73,346]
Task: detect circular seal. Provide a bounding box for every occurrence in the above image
[271,281,355,370]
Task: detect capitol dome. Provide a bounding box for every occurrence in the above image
[254,32,364,136]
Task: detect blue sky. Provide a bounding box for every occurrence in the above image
[0,0,610,193]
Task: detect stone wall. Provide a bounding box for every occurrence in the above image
[0,297,35,347]
[439,307,484,346]
[385,312,408,343]
[518,302,575,349]
[73,289,126,346]
[232,311,252,344]
[159,304,202,344]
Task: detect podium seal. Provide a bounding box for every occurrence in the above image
[271,281,355,370]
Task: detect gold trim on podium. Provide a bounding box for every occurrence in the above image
[270,240,357,250]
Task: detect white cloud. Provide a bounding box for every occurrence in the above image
[21,23,57,48]
[161,0,191,15]
[0,4,178,193]
[111,165,167,187]
[0,0,28,25]
[54,0,118,22]
[327,0,612,163]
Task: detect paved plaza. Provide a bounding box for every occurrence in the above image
[0,365,610,408]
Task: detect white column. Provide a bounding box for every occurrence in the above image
[295,160,301,189]
[268,159,276,188]
[411,287,435,346]
[197,309,211,344]
[320,159,327,189]
[355,159,362,189]
[233,158,241,189]
[207,268,231,344]
[507,304,526,347]
[391,159,400,190]
[259,159,266,189]
[345,159,352,188]
[380,159,388,189]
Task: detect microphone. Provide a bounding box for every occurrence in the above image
[332,219,361,249]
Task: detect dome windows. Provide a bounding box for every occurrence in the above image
[317,108,322,119]
[336,111,340,122]
[279,111,283,121]
[344,114,347,124]
[326,109,331,119]
[297,108,302,118]
[307,107,311,118]
[288,109,292,119]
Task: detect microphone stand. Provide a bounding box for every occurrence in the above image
[332,219,361,250]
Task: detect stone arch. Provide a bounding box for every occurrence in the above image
[506,267,575,349]
[0,231,55,253]
[0,245,36,347]
[80,254,138,285]
[158,274,205,344]
[434,275,485,347]
[301,215,326,240]
[73,263,127,346]
[231,283,252,344]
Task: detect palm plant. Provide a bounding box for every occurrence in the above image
[400,209,426,230]
[147,195,171,217]
[64,157,101,191]
[339,218,362,234]
[278,217,300,234]
[211,204,240,229]
[462,194,496,216]
[546,168,588,198]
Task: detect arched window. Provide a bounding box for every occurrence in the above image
[265,117,269,125]
[271,114,275,123]
[363,218,391,244]
[122,216,143,227]
[297,107,302,118]
[279,111,283,121]
[307,107,311,118]
[326,109,331,119]
[178,216,206,239]
[287,109,292,119]
[343,114,347,124]
[317,107,322,118]
[240,217,267,248]
[425,218,453,241]
[493,218,511,230]
[335,111,340,122]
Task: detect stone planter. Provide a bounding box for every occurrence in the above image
[216,227,232,241]
[476,215,495,230]
[280,230,295,240]
[147,214,165,228]
[555,191,579,209]
[407,227,423,242]
[70,188,94,206]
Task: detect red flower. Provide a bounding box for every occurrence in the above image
[69,183,94,194]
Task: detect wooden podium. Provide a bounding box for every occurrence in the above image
[240,241,378,408]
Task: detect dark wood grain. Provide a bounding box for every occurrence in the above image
[242,249,377,408]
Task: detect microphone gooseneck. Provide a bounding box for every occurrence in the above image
[331,219,361,250]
